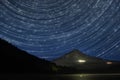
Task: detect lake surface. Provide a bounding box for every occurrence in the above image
[0,74,120,80]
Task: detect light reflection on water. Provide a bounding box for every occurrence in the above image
[56,74,120,80]
[1,74,120,80]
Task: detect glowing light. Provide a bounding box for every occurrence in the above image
[106,62,113,64]
[78,60,86,63]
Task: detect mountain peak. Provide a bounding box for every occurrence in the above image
[53,49,110,69]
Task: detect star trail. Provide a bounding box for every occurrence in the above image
[0,0,120,61]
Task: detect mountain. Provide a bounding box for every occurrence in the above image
[1,38,120,74]
[53,50,120,73]
[0,38,57,73]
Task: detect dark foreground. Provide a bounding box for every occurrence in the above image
[1,38,120,80]
[0,74,120,80]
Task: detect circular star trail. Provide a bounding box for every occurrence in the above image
[0,0,120,61]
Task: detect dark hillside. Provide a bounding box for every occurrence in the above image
[0,38,56,73]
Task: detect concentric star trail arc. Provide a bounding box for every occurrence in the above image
[0,0,120,61]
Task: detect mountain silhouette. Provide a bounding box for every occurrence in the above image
[1,38,120,74]
[0,38,57,73]
[53,50,120,73]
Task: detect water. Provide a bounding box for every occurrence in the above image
[0,74,120,80]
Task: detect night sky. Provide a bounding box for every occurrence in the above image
[0,0,120,61]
